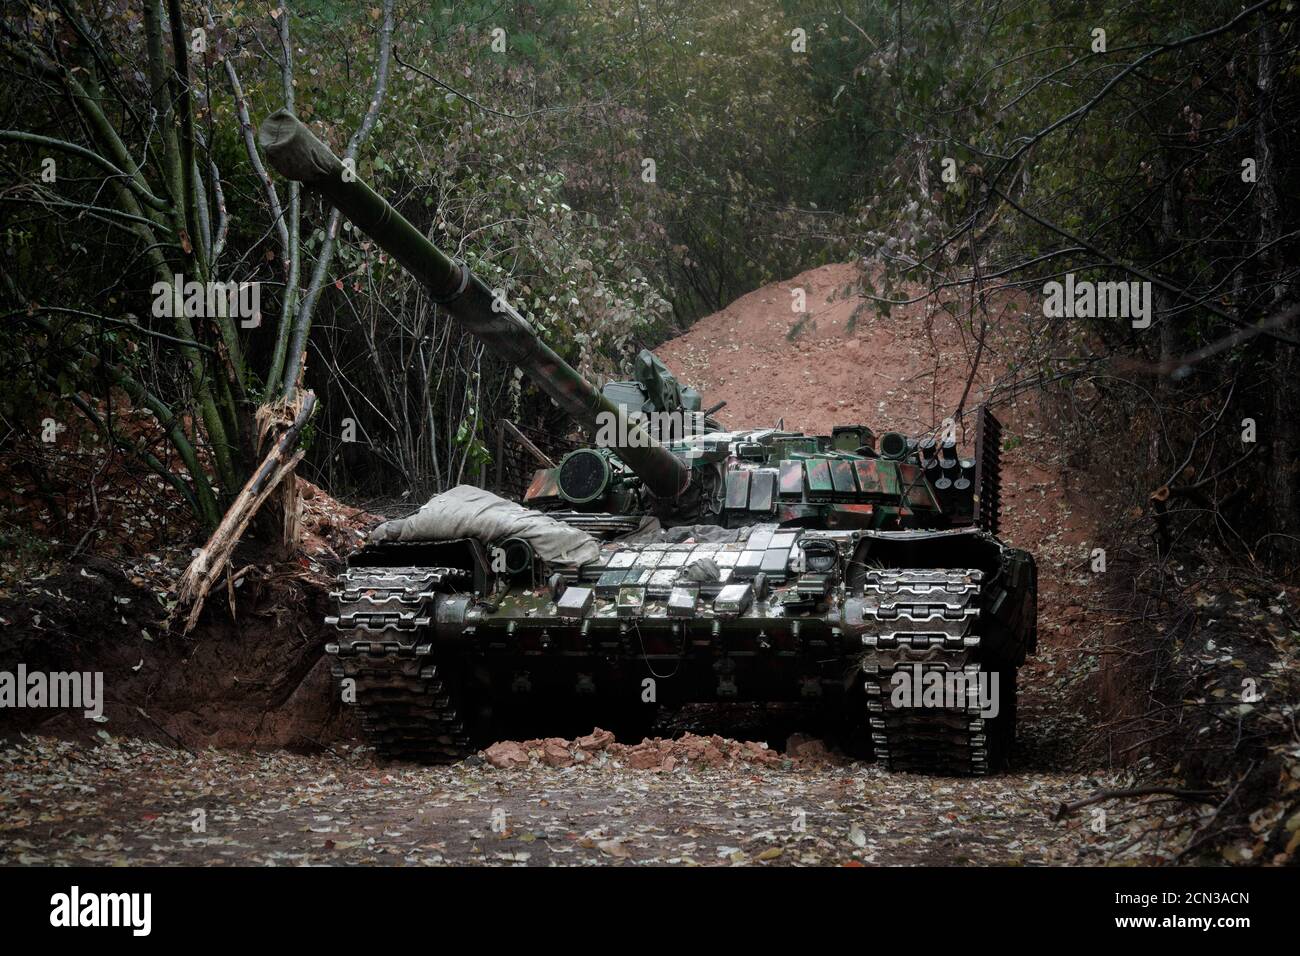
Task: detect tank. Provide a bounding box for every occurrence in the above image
[260,110,1037,774]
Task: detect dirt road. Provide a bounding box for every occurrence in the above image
[1,734,1128,866]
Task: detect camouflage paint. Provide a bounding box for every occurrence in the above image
[806,459,833,494]
[778,460,804,497]
[829,460,857,495]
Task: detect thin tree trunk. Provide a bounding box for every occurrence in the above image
[1256,12,1298,564]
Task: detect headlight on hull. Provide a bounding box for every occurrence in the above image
[557,448,611,505]
[801,538,839,574]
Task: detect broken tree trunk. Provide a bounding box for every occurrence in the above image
[171,391,318,633]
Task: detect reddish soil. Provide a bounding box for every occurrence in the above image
[0,480,376,750]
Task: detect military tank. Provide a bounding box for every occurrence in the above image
[259,110,1037,774]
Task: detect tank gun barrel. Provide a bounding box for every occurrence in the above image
[257,109,688,499]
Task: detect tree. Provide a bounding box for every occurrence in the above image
[1,1,396,623]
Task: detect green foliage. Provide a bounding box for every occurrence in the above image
[3,0,1296,541]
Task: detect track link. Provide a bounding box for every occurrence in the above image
[326,566,473,763]
[858,568,1013,775]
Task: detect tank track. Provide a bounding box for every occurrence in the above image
[858,568,1011,775]
[326,566,473,762]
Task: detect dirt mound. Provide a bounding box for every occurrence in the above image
[298,478,383,559]
[0,479,379,751]
[661,263,965,435]
[481,728,841,772]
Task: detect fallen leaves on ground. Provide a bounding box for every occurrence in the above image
[3,733,1152,867]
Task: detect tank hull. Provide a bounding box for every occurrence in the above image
[328,526,1035,773]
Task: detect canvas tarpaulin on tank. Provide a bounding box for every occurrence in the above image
[369,485,601,566]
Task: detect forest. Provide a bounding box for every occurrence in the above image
[0,0,1297,871]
